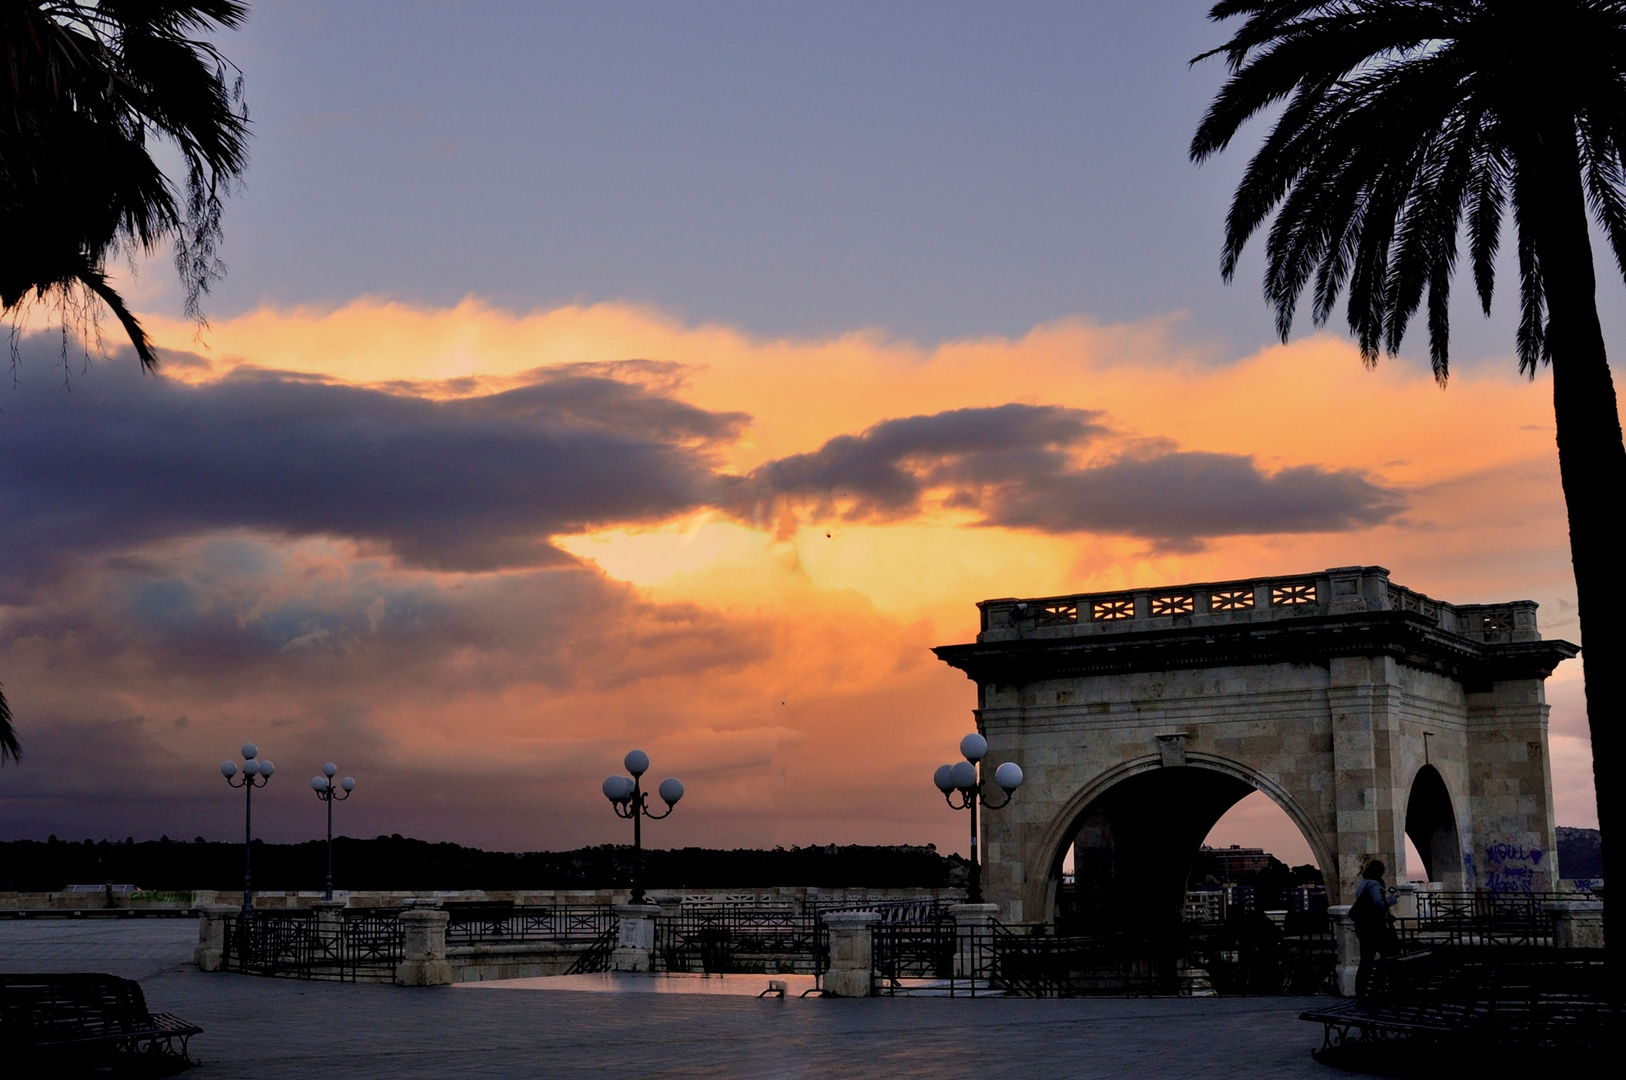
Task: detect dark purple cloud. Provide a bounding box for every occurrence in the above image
[734,405,1403,545]
[734,404,1108,519]
[0,345,746,595]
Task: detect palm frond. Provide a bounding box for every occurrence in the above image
[0,682,17,766]
[1192,0,1626,374]
[0,1,250,367]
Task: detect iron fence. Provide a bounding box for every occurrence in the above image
[874,920,1336,998]
[872,921,962,994]
[655,907,825,974]
[1414,891,1568,921]
[1399,890,1573,948]
[221,911,402,982]
[444,904,617,947]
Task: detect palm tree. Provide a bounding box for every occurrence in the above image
[1190,0,1624,959]
[1,683,16,766]
[1,0,251,369]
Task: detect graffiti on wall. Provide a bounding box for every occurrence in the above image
[1483,841,1544,892]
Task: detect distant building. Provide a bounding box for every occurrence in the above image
[1183,889,1224,923]
[1197,844,1273,879]
[1287,884,1327,915]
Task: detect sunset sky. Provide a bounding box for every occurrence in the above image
[0,2,1607,867]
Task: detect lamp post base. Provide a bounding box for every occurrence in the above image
[610,903,661,972]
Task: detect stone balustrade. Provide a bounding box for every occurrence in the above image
[977,565,1541,644]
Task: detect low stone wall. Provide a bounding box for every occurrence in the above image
[447,941,596,981]
[4,885,960,914]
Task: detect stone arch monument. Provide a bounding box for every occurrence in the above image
[933,566,1577,924]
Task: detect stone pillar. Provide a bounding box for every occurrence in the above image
[193,904,235,971]
[313,898,346,933]
[1545,900,1606,949]
[949,903,999,979]
[611,904,660,972]
[1466,677,1560,892]
[1328,655,1404,904]
[395,907,452,986]
[1329,905,1358,997]
[1391,882,1419,920]
[821,911,880,997]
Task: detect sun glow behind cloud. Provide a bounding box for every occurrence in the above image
[0,298,1592,863]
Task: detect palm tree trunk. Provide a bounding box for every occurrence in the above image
[1529,123,1625,967]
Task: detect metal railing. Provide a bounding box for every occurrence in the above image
[221,911,403,982]
[564,926,618,975]
[443,904,617,947]
[1415,891,1567,921]
[874,920,1337,998]
[1396,890,1575,949]
[872,921,962,994]
[655,907,825,975]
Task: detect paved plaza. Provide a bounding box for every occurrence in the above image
[1,919,1334,1079]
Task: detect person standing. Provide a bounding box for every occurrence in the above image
[1351,860,1398,996]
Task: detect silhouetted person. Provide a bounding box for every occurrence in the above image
[1351,859,1397,996]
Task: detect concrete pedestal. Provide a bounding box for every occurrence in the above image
[1329,905,1357,997]
[193,905,236,971]
[611,904,660,972]
[949,903,999,978]
[1546,899,1605,949]
[396,907,453,986]
[821,911,881,997]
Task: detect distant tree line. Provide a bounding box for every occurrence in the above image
[0,836,967,893]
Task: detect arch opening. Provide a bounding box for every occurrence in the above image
[1053,765,1325,933]
[1404,765,1464,889]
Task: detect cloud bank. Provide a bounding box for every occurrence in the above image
[0,303,1590,853]
[2,347,1402,603]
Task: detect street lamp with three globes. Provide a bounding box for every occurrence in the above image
[934,733,1023,904]
[310,763,356,901]
[602,750,684,904]
[221,744,275,917]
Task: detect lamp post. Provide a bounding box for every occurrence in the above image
[220,744,275,917]
[310,763,356,901]
[934,733,1023,905]
[602,750,683,904]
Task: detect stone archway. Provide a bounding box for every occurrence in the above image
[1034,754,1335,929]
[934,567,1576,922]
[1405,764,1465,889]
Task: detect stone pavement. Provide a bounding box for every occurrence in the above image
[1,919,1333,1079]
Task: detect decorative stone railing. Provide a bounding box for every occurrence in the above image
[978,566,1540,644]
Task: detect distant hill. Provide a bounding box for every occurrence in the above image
[1557,827,1602,879]
[0,836,966,893]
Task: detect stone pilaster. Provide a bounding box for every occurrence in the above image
[948,903,999,979]
[610,904,660,972]
[1545,900,1605,949]
[1466,678,1559,891]
[193,904,235,971]
[395,907,452,986]
[1328,655,1404,903]
[820,911,880,997]
[1329,905,1358,997]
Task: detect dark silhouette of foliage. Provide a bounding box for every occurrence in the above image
[1,0,250,367]
[0,836,965,893]
[0,682,16,765]
[1191,0,1625,965]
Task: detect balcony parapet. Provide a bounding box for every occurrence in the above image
[977,566,1542,646]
